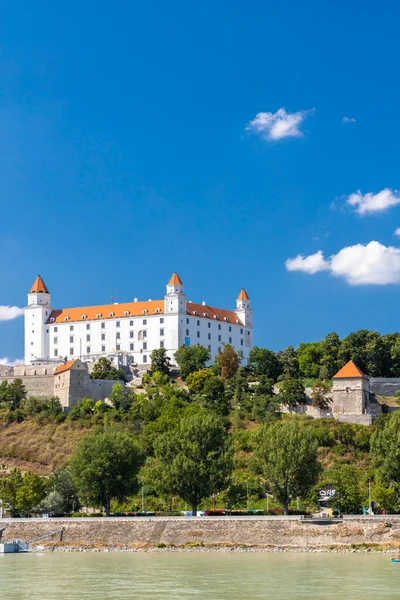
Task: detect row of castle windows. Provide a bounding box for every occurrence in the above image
[53,318,162,333]
[54,340,166,358]
[53,329,166,347]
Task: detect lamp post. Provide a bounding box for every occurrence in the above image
[368,479,372,515]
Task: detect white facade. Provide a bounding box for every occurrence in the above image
[24,274,253,367]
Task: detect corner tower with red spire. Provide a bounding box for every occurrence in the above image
[25,275,52,364]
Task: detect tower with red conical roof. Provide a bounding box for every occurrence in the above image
[25,275,52,364]
[332,360,370,419]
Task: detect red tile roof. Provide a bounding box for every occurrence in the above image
[168,272,183,285]
[48,300,164,324]
[30,275,49,294]
[186,302,242,325]
[333,361,368,379]
[54,360,78,375]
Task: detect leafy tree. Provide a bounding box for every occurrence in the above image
[372,483,398,513]
[370,412,400,484]
[0,468,23,516]
[17,471,47,516]
[297,342,324,379]
[278,345,300,379]
[41,491,66,516]
[278,378,307,407]
[311,381,331,410]
[330,465,363,514]
[154,412,233,515]
[174,345,211,380]
[254,420,321,514]
[70,431,143,515]
[248,347,282,381]
[109,382,126,410]
[52,468,80,513]
[0,379,27,410]
[186,369,215,394]
[90,357,125,381]
[150,348,171,376]
[217,345,240,380]
[319,332,340,379]
[21,396,62,417]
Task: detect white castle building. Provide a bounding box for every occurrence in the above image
[24,273,253,367]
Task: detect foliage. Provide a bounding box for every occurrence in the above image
[248,347,282,382]
[70,430,143,515]
[90,357,125,381]
[330,465,363,514]
[0,468,47,516]
[370,412,400,485]
[150,348,171,376]
[51,468,80,513]
[311,381,331,410]
[254,420,321,514]
[278,378,307,407]
[372,483,399,513]
[278,345,300,379]
[0,379,27,410]
[174,345,211,380]
[217,345,241,380]
[153,412,233,515]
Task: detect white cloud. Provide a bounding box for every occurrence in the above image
[246,108,314,140]
[395,228,400,237]
[346,189,400,215]
[0,306,24,321]
[0,358,23,367]
[285,250,330,274]
[342,116,356,123]
[286,241,400,285]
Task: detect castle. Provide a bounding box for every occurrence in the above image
[24,273,253,367]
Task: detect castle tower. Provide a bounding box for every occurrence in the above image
[164,272,186,315]
[235,289,252,327]
[24,276,52,364]
[332,361,370,417]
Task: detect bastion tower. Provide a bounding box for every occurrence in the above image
[24,276,52,364]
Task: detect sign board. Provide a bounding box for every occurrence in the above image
[319,486,336,503]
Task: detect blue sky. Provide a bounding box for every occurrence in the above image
[2,0,400,362]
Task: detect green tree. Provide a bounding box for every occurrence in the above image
[154,412,233,515]
[150,348,171,376]
[174,345,211,380]
[278,345,300,379]
[17,471,47,516]
[278,378,307,407]
[52,468,80,513]
[311,381,331,410]
[70,431,143,515]
[297,342,324,379]
[90,357,125,381]
[330,466,363,514]
[0,468,23,516]
[319,332,341,379]
[3,379,27,410]
[370,412,400,484]
[217,345,241,380]
[254,420,321,514]
[109,382,126,410]
[248,347,282,381]
[372,483,398,513]
[41,491,66,516]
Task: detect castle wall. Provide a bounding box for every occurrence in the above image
[370,378,400,397]
[332,377,369,416]
[0,376,55,399]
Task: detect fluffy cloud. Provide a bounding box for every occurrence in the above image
[346,189,400,215]
[0,358,23,367]
[286,241,400,285]
[246,108,314,140]
[394,228,400,237]
[0,306,24,321]
[342,116,356,123]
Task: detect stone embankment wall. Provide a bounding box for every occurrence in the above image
[2,517,400,549]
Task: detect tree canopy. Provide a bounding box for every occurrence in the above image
[174,345,211,380]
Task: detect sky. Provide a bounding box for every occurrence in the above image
[2,0,400,363]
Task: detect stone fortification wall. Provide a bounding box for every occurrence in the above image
[0,375,54,399]
[336,413,372,425]
[2,516,400,549]
[370,378,400,397]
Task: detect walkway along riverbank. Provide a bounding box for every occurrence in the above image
[2,516,400,551]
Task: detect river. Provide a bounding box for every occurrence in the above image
[0,552,399,599]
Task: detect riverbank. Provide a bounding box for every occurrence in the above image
[2,516,400,552]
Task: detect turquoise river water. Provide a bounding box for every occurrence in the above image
[0,552,399,599]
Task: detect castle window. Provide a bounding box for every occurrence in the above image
[116,345,121,351]
[142,310,148,315]
[247,331,250,335]
[69,348,74,355]
[101,323,105,329]
[70,325,74,331]
[54,327,58,332]
[130,343,134,351]
[50,318,55,323]
[208,322,211,329]
[69,336,74,343]
[143,330,147,338]
[130,331,134,339]
[346,387,350,393]
[229,337,232,344]
[64,317,70,321]
[116,321,120,328]
[218,335,221,342]
[208,333,211,340]
[186,329,189,336]
[197,320,200,326]
[214,315,219,320]
[86,335,90,342]
[156,308,160,313]
[160,317,164,324]
[124,311,130,316]
[82,315,87,320]
[241,339,243,346]
[54,337,58,345]
[224,317,228,322]
[109,312,115,317]
[143,319,147,325]
[116,332,120,340]
[186,318,189,324]
[160,328,164,336]
[54,349,58,357]
[160,341,164,348]
[101,334,105,341]
[97,313,102,318]
[208,345,211,351]
[87,347,91,354]
[218,324,221,331]
[197,331,200,339]
[194,311,198,316]
[130,320,134,326]
[102,345,106,352]
[240,328,243,334]
[143,342,147,350]
[143,355,147,363]
[229,326,232,332]
[86,324,90,330]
